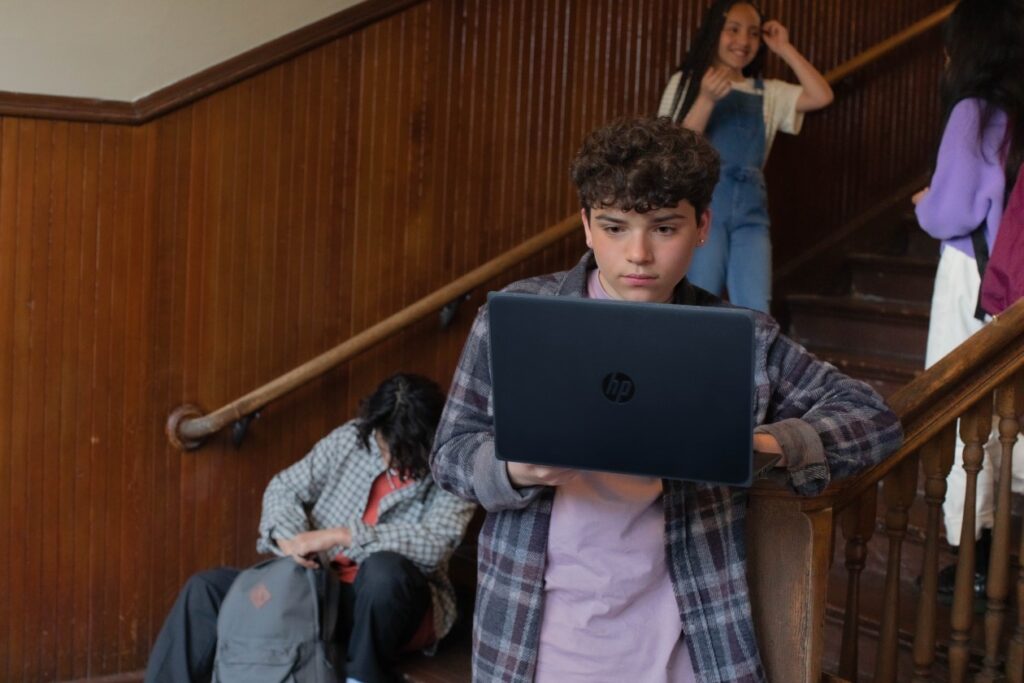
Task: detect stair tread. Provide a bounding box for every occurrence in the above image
[847,252,938,269]
[788,294,931,318]
[807,345,924,375]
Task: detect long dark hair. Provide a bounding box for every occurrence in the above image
[940,0,1024,189]
[355,373,446,480]
[669,0,767,123]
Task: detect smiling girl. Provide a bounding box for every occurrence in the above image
[657,0,833,313]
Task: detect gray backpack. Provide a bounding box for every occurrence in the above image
[213,556,341,683]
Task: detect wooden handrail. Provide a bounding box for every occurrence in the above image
[167,3,955,450]
[823,3,954,85]
[166,213,581,449]
[750,298,1024,510]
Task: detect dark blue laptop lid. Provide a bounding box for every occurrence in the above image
[487,291,757,486]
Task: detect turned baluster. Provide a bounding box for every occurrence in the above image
[977,378,1020,682]
[1006,371,1024,683]
[1011,542,1024,683]
[839,483,879,681]
[874,454,921,683]
[949,396,994,682]
[912,423,956,683]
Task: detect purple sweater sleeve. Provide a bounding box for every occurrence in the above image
[915,98,1008,257]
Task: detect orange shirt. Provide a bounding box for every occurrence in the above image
[333,470,434,650]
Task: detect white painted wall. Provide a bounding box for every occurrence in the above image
[0,0,365,101]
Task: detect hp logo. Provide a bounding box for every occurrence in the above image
[602,372,635,404]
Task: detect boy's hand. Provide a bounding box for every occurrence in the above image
[761,20,792,54]
[912,187,930,205]
[507,462,579,488]
[753,432,786,467]
[276,528,351,568]
[699,66,732,102]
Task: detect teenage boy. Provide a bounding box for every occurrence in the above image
[430,117,902,683]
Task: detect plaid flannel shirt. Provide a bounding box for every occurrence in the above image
[257,420,477,644]
[430,252,903,682]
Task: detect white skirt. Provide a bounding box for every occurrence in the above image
[927,247,1024,544]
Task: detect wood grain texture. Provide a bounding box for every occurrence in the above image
[0,0,948,679]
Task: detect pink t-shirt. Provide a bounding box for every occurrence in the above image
[533,269,696,682]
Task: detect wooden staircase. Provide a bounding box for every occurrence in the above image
[786,213,939,400]
[784,217,1024,681]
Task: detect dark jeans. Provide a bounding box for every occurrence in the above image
[144,551,431,683]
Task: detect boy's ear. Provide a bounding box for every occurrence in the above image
[697,209,712,245]
[581,208,594,249]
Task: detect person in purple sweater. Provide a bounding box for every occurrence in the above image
[913,0,1024,597]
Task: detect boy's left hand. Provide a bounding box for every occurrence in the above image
[761,20,791,53]
[753,432,786,467]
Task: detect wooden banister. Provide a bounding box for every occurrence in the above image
[167,3,955,450]
[823,3,955,85]
[747,298,1024,683]
[166,213,581,449]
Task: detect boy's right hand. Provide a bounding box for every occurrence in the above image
[507,462,579,488]
[699,66,732,102]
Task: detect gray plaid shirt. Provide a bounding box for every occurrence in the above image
[257,420,477,643]
[431,252,903,682]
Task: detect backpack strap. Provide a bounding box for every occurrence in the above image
[970,220,990,320]
[319,565,341,645]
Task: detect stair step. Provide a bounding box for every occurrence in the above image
[848,253,937,304]
[788,295,930,363]
[808,345,922,398]
[899,211,943,261]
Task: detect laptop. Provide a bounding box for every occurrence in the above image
[487,292,779,486]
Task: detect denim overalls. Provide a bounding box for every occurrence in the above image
[687,78,771,313]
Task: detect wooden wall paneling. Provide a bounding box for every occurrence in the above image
[179,100,207,585]
[0,119,15,683]
[0,119,12,683]
[37,120,65,682]
[94,125,121,676]
[190,92,219,577]
[69,122,97,679]
[325,37,358,447]
[11,118,39,681]
[54,121,82,682]
[218,79,243,574]
[145,111,188,672]
[115,125,145,670]
[105,126,128,673]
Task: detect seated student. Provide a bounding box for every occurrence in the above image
[145,373,478,683]
[430,117,903,683]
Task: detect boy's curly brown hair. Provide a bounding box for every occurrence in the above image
[570,116,720,215]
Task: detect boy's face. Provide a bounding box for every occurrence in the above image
[582,199,710,303]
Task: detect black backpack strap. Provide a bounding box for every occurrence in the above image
[970,220,990,320]
[316,553,341,645]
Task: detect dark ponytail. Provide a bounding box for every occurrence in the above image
[940,0,1024,189]
[355,373,446,480]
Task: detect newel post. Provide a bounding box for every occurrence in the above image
[747,488,835,683]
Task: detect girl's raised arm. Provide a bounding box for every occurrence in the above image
[762,20,833,112]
